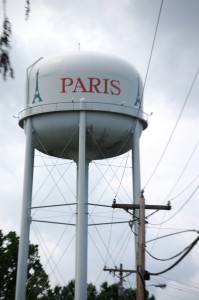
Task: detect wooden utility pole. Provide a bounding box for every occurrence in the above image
[136,190,145,300]
[112,192,171,300]
[104,264,136,299]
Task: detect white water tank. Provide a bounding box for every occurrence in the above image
[19,52,147,161]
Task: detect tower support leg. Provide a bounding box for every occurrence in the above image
[15,118,34,300]
[75,109,88,300]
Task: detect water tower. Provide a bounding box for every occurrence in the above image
[16,52,147,300]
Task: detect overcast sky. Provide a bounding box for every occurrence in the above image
[0,0,199,299]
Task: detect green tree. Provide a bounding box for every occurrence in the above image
[26,243,50,299]
[46,280,97,300]
[43,280,75,300]
[0,230,18,299]
[96,281,155,300]
[0,229,155,300]
[0,12,13,79]
[47,280,155,300]
[0,230,50,299]
[97,281,118,300]
[87,282,97,300]
[0,0,30,79]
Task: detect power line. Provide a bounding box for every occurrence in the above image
[131,0,164,138]
[146,229,199,244]
[167,174,199,202]
[161,281,199,297]
[149,184,199,226]
[148,235,199,276]
[146,240,194,261]
[144,65,199,189]
[116,230,132,264]
[160,275,199,291]
[164,140,199,202]
[140,0,164,104]
[150,275,199,297]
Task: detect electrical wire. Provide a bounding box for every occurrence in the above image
[160,275,199,291]
[140,0,164,105]
[146,169,198,259]
[110,225,131,264]
[148,281,199,299]
[146,225,199,231]
[130,0,164,138]
[146,229,199,243]
[166,285,199,297]
[167,174,199,202]
[86,2,165,266]
[158,280,199,297]
[146,242,191,262]
[143,65,199,189]
[164,140,199,203]
[150,274,199,297]
[148,235,199,276]
[148,183,199,226]
[118,230,132,263]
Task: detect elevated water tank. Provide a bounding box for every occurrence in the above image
[19,52,147,161]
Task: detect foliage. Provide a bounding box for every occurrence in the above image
[97,281,118,299]
[43,280,97,300]
[0,230,18,299]
[0,229,155,299]
[0,15,13,79]
[45,280,75,300]
[0,0,30,79]
[26,243,50,299]
[0,230,50,299]
[44,280,155,300]
[88,282,98,300]
[96,281,155,300]
[25,0,30,21]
